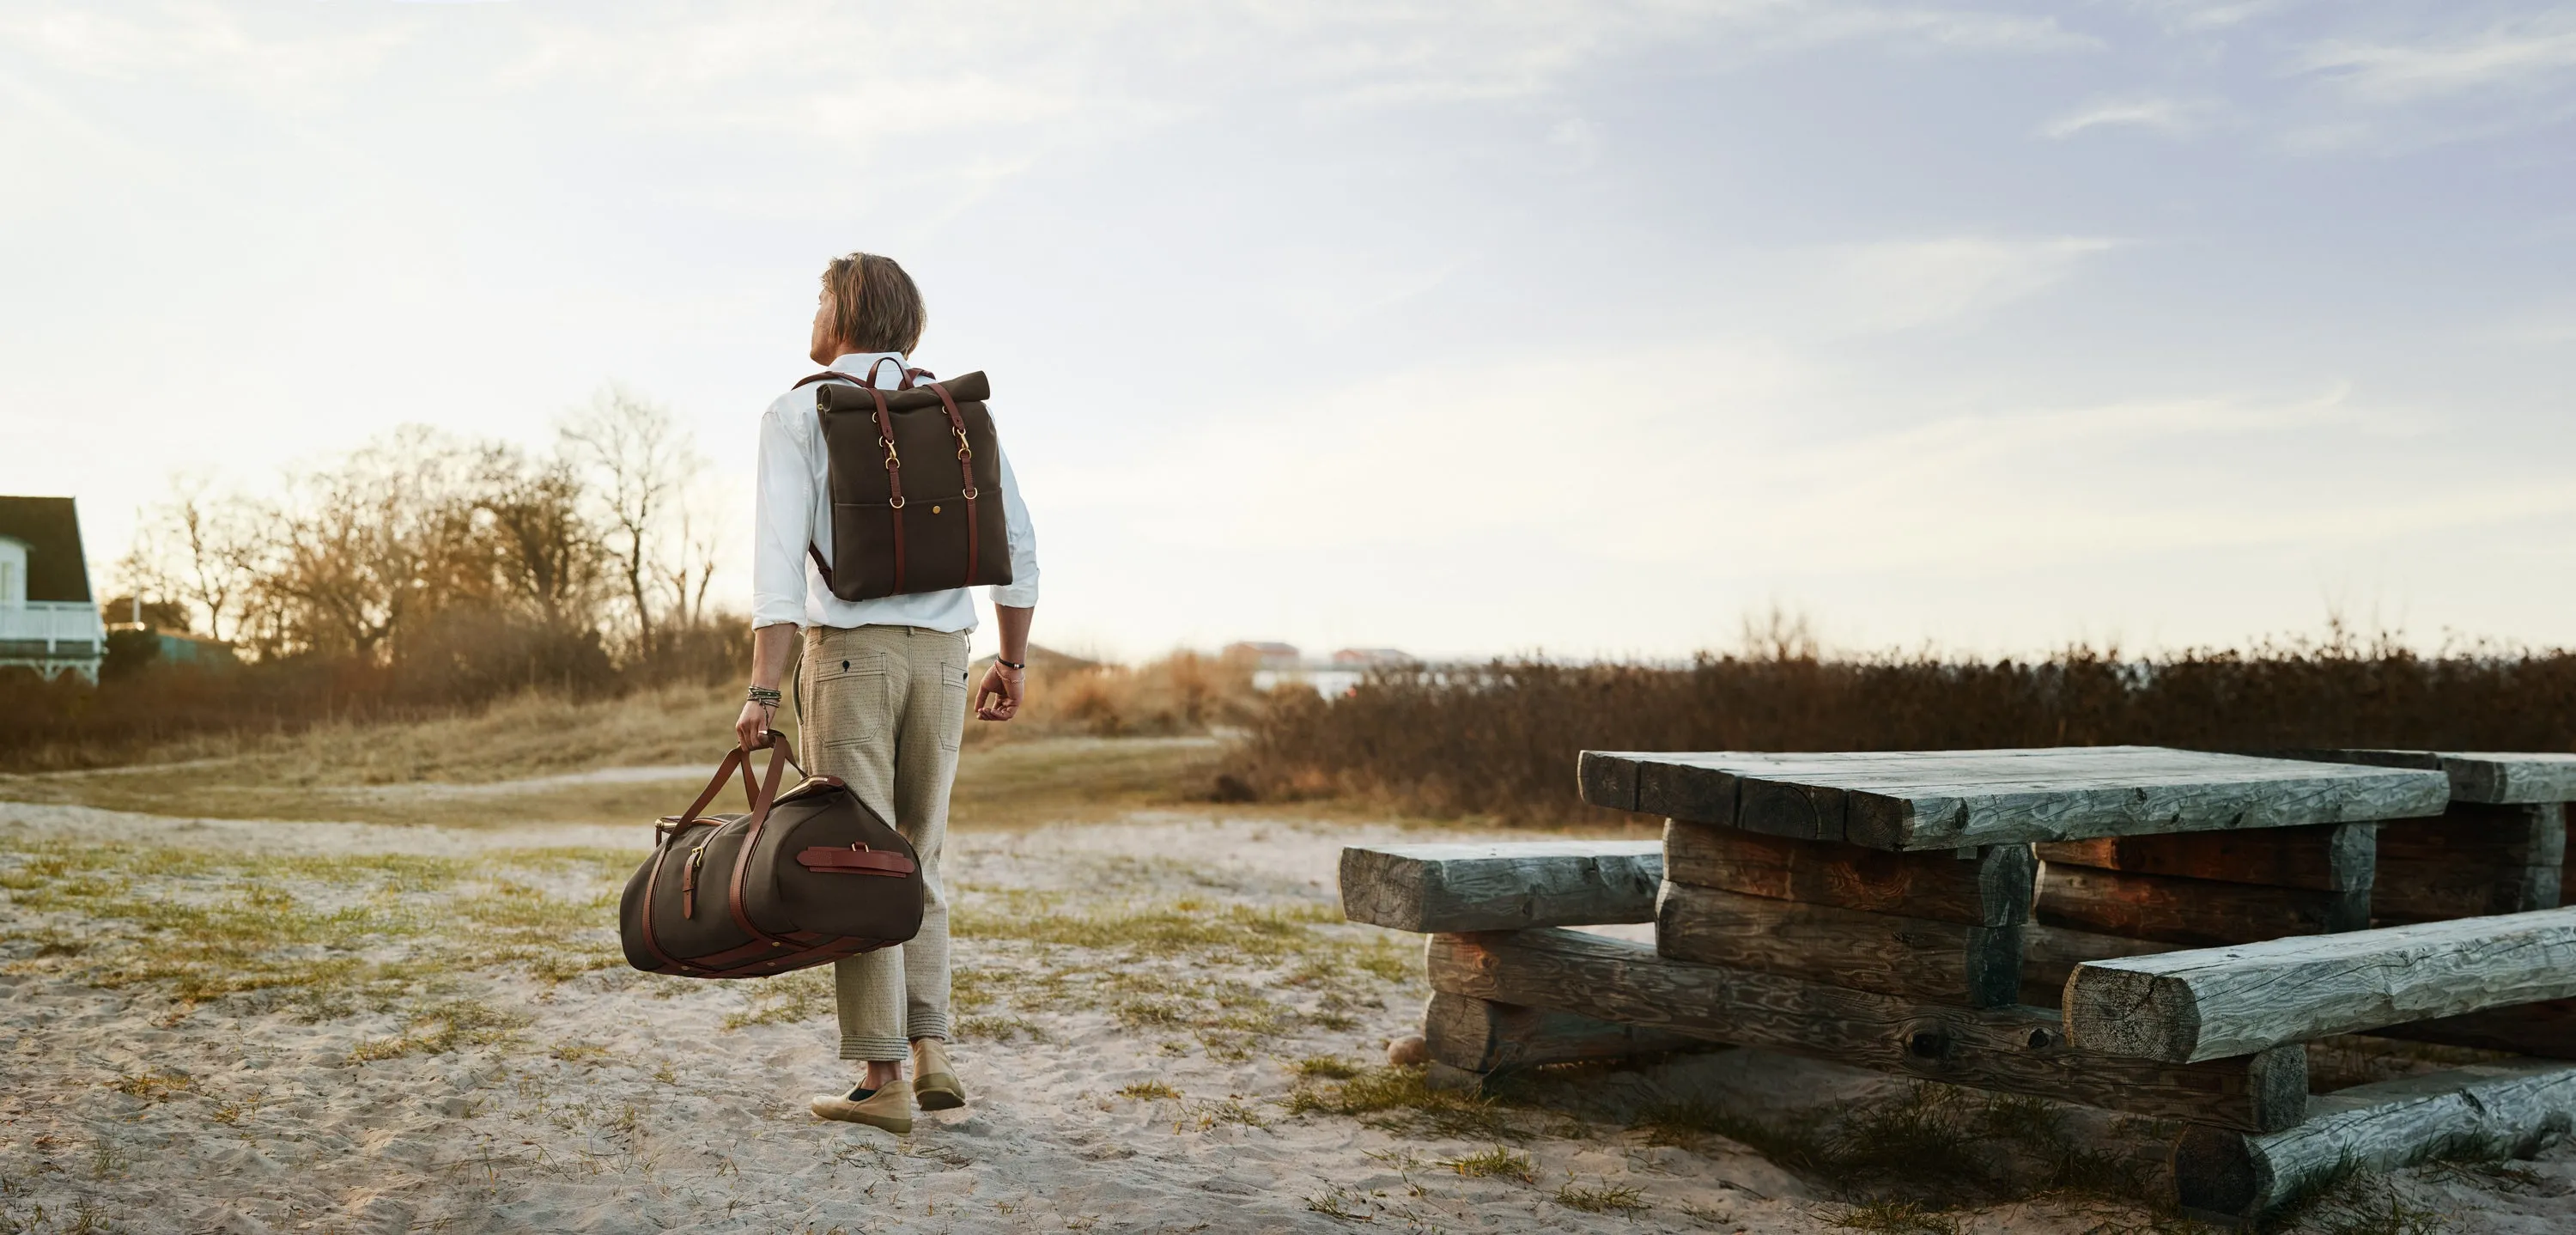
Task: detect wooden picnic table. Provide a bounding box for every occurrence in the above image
[1342,745,2576,1225]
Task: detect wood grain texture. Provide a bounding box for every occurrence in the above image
[2272,749,2576,806]
[1421,990,1713,1074]
[2374,803,2566,923]
[1657,880,2025,1007]
[2036,863,2368,948]
[2065,905,2576,1062]
[2033,823,2373,893]
[2020,923,2181,1007]
[2366,998,2576,1059]
[2172,1060,2576,1223]
[1662,823,2035,927]
[1579,747,2447,851]
[1427,927,2306,1131]
[1338,842,1662,933]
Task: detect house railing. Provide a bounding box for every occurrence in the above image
[0,601,106,656]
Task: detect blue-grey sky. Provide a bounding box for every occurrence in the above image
[4,1,2572,660]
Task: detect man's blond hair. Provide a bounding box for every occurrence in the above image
[822,252,928,356]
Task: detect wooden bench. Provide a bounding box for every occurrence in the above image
[1345,746,2576,1225]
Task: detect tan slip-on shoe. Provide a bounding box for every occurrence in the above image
[912,1039,967,1111]
[811,1080,914,1133]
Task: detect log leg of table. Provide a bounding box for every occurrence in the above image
[1421,989,1716,1079]
[2172,1059,2576,1225]
[1432,928,2307,1132]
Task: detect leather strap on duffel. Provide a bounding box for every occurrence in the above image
[796,845,918,876]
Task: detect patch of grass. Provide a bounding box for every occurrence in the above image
[722,969,833,1031]
[1440,1147,1535,1184]
[550,1040,611,1063]
[1832,1201,1963,1235]
[952,896,1338,960]
[955,1014,1042,1042]
[1295,1056,1361,1081]
[1285,1065,1522,1141]
[347,998,532,1062]
[1117,1080,1181,1101]
[1303,1185,1376,1222]
[1189,1098,1267,1129]
[106,1068,191,1102]
[1553,1180,1646,1214]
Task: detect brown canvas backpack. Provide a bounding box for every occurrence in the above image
[795,362,1013,602]
[619,735,924,979]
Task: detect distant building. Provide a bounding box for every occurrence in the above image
[1223,641,1303,672]
[1330,648,1417,669]
[0,496,106,682]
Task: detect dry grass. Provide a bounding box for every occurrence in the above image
[1223,630,2576,823]
[0,651,1262,828]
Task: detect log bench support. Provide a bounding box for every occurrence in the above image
[1420,990,1713,1091]
[2175,1060,2576,1224]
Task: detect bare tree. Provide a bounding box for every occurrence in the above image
[249,429,480,660]
[117,478,262,641]
[560,385,701,660]
[472,445,604,631]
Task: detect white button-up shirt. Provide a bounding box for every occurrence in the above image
[752,351,1040,631]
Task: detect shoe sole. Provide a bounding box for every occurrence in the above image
[914,1074,967,1111]
[811,1101,913,1133]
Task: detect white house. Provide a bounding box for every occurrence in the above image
[0,496,106,682]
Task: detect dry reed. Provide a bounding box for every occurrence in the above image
[1220,630,2576,824]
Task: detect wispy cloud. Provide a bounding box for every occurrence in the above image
[1816,237,2123,333]
[2298,16,2576,103]
[2039,94,2222,138]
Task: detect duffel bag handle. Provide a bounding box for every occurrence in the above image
[662,732,805,840]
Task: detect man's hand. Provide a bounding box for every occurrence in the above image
[975,663,1024,721]
[736,700,779,750]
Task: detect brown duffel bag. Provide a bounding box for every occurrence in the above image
[794,362,1012,602]
[618,733,923,979]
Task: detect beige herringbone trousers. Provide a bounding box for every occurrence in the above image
[799,624,969,1062]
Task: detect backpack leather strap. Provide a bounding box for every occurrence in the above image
[794,363,934,390]
[867,386,908,596]
[927,381,980,587]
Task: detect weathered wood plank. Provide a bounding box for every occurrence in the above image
[2374,803,2565,923]
[2172,1059,2576,1223]
[1581,747,2448,851]
[1662,823,2034,927]
[1428,928,2306,1131]
[1657,880,2024,1007]
[1338,842,1662,934]
[2065,906,2576,1063]
[2274,749,2576,806]
[2036,863,2368,947]
[2033,823,2373,893]
[1421,990,1714,1074]
[2366,997,2576,1059]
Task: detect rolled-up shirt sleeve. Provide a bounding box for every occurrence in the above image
[990,443,1041,608]
[751,403,814,630]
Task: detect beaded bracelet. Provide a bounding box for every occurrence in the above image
[746,684,783,706]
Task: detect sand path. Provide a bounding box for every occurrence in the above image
[4,802,2573,1233]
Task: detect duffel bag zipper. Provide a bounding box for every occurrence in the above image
[683,843,708,918]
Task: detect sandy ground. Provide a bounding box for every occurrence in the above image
[4,791,2575,1234]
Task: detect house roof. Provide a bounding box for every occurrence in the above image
[0,496,94,603]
